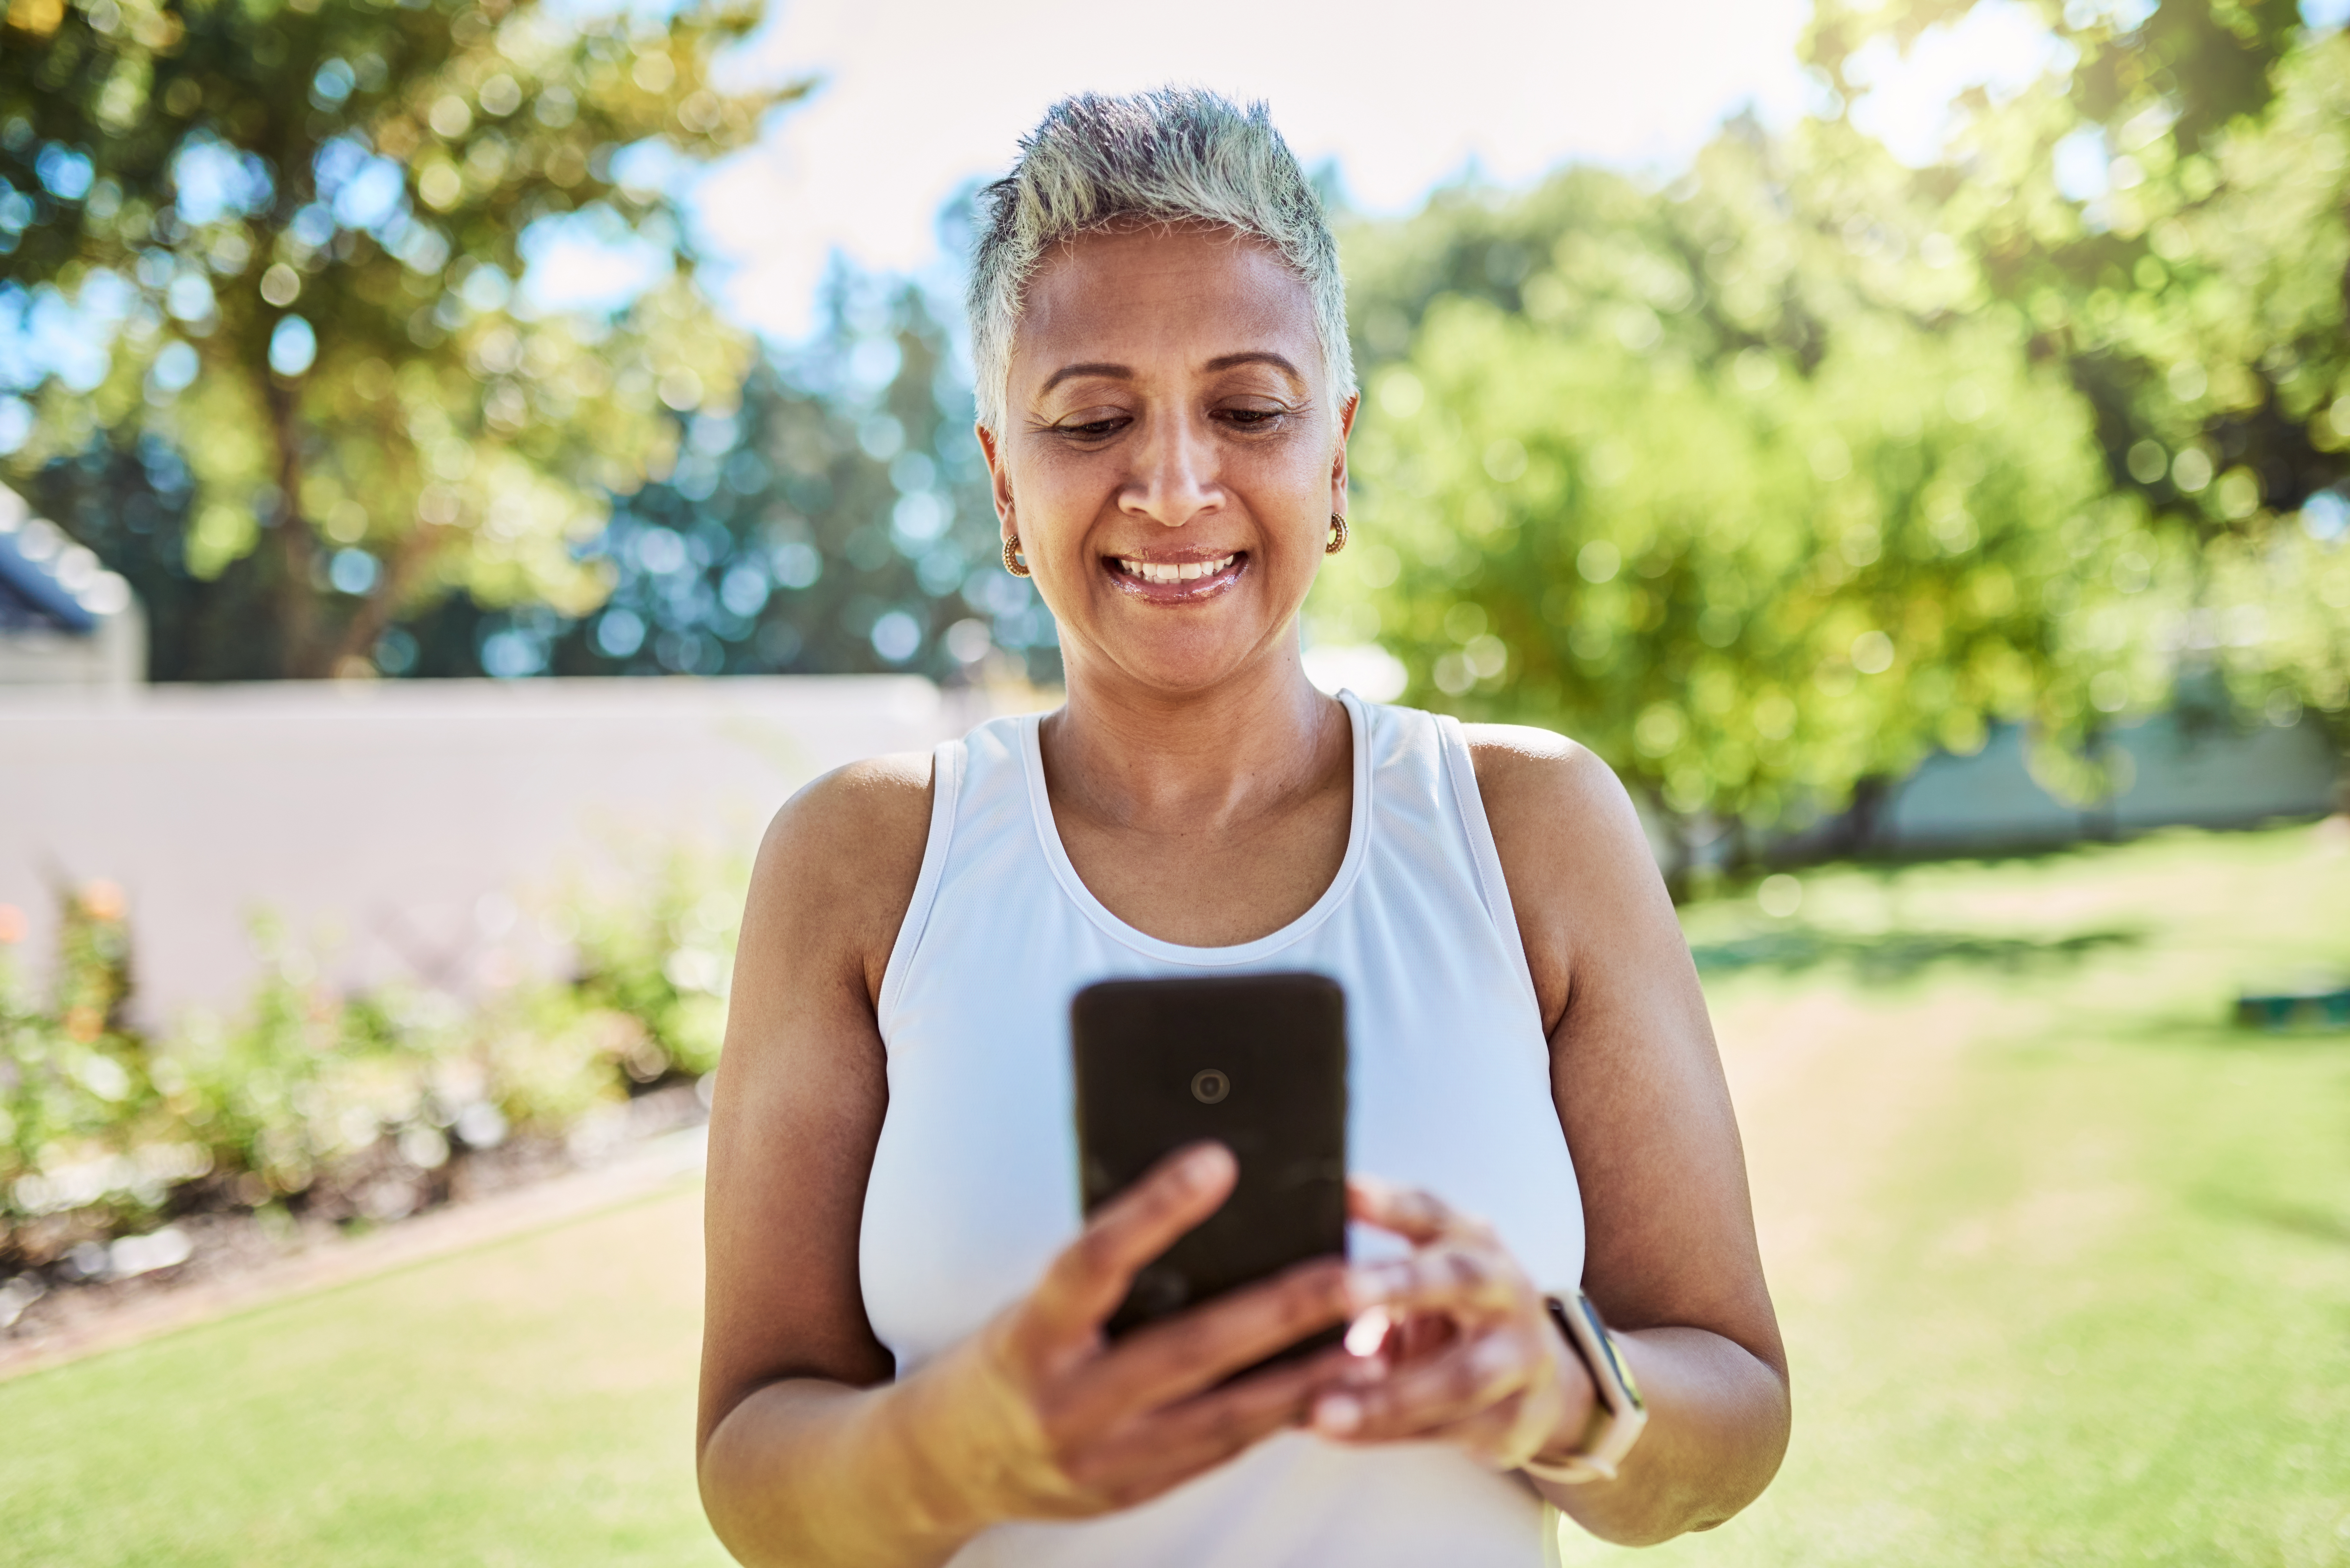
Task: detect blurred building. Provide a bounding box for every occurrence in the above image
[0,486,144,690]
[0,675,982,1024]
[1750,712,2341,867]
[1881,714,2340,852]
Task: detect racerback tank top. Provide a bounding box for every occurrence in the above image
[861,690,1584,1567]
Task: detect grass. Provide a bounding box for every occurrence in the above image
[0,1182,723,1568]
[1576,824,2350,1567]
[2,823,2346,1566]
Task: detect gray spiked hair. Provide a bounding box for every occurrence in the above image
[967,88,1356,435]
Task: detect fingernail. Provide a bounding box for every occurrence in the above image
[1313,1394,1362,1435]
[1343,1307,1391,1358]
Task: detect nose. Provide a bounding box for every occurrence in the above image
[1119,408,1224,529]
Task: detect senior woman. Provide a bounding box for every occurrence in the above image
[697,90,1787,1566]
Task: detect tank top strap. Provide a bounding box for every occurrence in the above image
[1427,710,1541,1019]
[876,734,965,1026]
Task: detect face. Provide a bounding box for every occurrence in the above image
[979,223,1356,697]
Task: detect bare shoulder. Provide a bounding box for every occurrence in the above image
[1460,724,1676,1030]
[1462,723,1643,851]
[760,750,934,864]
[745,750,936,999]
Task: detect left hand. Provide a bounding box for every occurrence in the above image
[1309,1177,1598,1474]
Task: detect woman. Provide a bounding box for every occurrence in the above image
[697,89,1787,1567]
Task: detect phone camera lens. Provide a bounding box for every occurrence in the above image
[1191,1068,1230,1104]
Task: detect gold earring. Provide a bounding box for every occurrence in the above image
[1326,514,1349,555]
[1002,534,1031,577]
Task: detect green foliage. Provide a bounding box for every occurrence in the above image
[0,0,802,675]
[400,269,1059,683]
[1803,0,2307,155]
[1328,136,2172,829]
[0,885,172,1242]
[1800,3,2350,731]
[0,850,747,1266]
[1325,10,2348,834]
[559,842,742,1078]
[152,916,444,1200]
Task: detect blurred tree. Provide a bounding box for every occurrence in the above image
[0,0,799,676]
[398,261,1060,684]
[1801,1,2350,727]
[1325,136,2161,868]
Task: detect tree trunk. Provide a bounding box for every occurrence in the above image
[262,377,324,677]
[1838,774,1890,859]
[330,524,450,674]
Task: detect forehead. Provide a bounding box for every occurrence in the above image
[1013,224,1320,387]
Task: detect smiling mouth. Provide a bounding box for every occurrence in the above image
[1112,553,1240,585]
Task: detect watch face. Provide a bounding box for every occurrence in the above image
[1573,1293,1646,1412]
[1595,1325,1644,1411]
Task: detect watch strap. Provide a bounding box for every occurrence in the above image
[1522,1289,1648,1484]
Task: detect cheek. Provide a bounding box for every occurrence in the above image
[1237,434,1340,512]
[1009,444,1112,519]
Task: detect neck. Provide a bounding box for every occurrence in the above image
[1041,631,1345,831]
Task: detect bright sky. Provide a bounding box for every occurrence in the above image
[3,0,2150,418]
[688,0,1823,341]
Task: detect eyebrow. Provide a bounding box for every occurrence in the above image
[1038,361,1132,395]
[1202,351,1306,386]
[1036,351,1308,397]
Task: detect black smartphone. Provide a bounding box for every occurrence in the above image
[1070,971,1349,1363]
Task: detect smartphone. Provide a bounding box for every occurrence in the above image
[1070,971,1349,1363]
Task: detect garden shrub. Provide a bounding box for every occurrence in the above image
[0,844,747,1273]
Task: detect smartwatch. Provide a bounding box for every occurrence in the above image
[1521,1288,1648,1484]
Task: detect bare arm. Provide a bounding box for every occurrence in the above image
[1475,726,1789,1542]
[695,753,951,1563]
[1297,730,1787,1539]
[695,757,1359,1567]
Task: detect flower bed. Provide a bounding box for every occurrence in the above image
[0,849,743,1328]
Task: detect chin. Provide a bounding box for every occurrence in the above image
[1076,621,1298,697]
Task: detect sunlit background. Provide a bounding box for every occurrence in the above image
[2,0,2348,1562]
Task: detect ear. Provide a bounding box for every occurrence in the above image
[976,420,1016,540]
[1329,393,1359,516]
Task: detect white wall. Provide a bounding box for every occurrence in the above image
[1885,712,2339,851]
[0,677,980,1026]
[0,601,145,691]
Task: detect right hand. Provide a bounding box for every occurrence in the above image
[905,1142,1354,1525]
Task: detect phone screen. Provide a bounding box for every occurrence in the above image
[1070,972,1349,1359]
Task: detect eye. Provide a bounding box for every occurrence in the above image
[1218,403,1292,432]
[1050,412,1130,441]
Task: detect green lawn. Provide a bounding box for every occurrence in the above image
[0,1184,723,1568]
[3,824,2346,1566]
[1581,825,2350,1568]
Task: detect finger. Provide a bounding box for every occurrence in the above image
[1027,1143,1236,1340]
[1331,1307,1456,1384]
[1060,1346,1351,1512]
[1346,1176,1464,1244]
[1311,1324,1539,1444]
[1342,1241,1520,1319]
[1064,1254,1352,1423]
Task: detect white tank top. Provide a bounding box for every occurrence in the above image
[862,690,1584,1567]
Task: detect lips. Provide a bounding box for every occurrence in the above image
[1104,551,1247,600]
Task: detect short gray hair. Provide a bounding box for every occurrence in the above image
[967,88,1356,435]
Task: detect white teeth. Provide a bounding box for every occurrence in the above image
[1117,554,1235,585]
